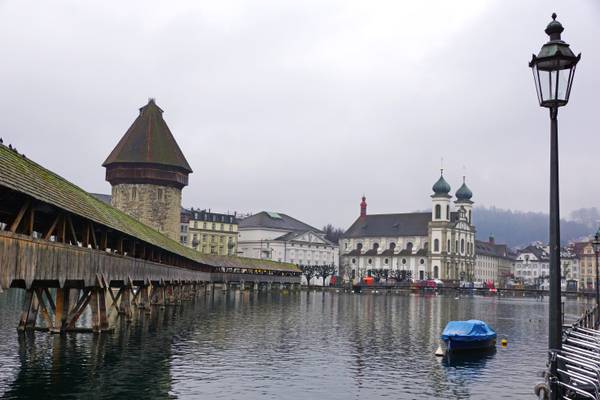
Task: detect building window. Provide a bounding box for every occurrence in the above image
[461,239,465,253]
[434,265,439,279]
[406,242,413,252]
[447,239,451,252]
[352,258,356,264]
[402,258,407,265]
[384,258,389,265]
[434,239,439,252]
[446,205,450,220]
[435,204,441,219]
[420,259,425,265]
[368,259,372,265]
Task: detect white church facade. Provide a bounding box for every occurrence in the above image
[339,172,476,283]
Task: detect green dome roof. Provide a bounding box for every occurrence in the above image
[456,178,473,200]
[432,173,451,195]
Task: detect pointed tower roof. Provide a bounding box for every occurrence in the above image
[103,99,192,189]
[103,99,192,173]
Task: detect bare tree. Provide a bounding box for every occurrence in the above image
[316,264,336,286]
[390,269,412,283]
[322,224,345,244]
[300,265,318,287]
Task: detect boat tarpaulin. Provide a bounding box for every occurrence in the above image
[441,320,496,342]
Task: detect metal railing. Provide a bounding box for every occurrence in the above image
[538,305,600,399]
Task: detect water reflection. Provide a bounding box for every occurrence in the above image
[0,289,589,399]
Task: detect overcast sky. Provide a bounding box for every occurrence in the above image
[0,0,598,230]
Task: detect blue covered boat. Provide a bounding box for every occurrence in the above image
[441,320,496,352]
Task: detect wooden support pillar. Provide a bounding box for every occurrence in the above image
[90,289,100,333]
[119,286,133,322]
[139,285,150,314]
[51,287,67,334]
[98,288,109,331]
[17,289,34,331]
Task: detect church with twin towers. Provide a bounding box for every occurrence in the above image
[339,171,476,282]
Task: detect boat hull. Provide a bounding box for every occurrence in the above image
[444,338,496,352]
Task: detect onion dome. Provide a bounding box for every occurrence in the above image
[456,177,473,201]
[432,171,451,195]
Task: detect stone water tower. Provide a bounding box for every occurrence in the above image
[103,99,192,241]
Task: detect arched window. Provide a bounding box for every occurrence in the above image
[446,205,450,220]
[389,242,396,251]
[420,258,425,265]
[402,258,407,265]
[435,204,441,219]
[447,239,451,252]
[357,243,363,252]
[468,210,472,223]
[368,258,372,265]
[352,258,356,264]
[406,242,413,252]
[384,258,389,265]
[373,243,379,251]
[434,265,439,279]
[461,239,465,253]
[434,239,439,252]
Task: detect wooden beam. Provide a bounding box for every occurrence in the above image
[43,288,56,312]
[89,222,98,249]
[66,215,78,245]
[17,289,34,331]
[35,288,54,330]
[9,199,31,233]
[27,206,35,236]
[43,214,61,240]
[83,222,90,248]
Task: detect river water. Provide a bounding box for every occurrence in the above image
[0,288,589,399]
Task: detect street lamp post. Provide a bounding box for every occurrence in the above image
[530,13,580,399]
[592,229,600,323]
[530,13,580,354]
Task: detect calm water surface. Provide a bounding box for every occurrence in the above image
[0,289,589,399]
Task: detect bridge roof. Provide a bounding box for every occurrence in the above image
[0,144,299,273]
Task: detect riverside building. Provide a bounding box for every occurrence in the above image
[474,237,514,287]
[237,212,338,278]
[339,172,476,282]
[180,209,238,256]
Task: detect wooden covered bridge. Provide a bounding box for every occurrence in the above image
[0,143,301,333]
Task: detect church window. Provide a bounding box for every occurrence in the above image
[446,205,450,220]
[368,259,372,265]
[384,258,389,265]
[352,258,356,264]
[406,242,413,252]
[435,204,441,219]
[461,239,465,253]
[373,243,379,251]
[402,258,407,265]
[434,265,439,279]
[389,242,396,250]
[357,243,363,251]
[447,240,451,252]
[468,210,472,223]
[420,259,425,265]
[434,239,439,252]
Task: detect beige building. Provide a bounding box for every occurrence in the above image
[474,237,514,287]
[575,241,596,290]
[181,209,238,256]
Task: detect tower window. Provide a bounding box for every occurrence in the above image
[435,204,441,219]
[434,239,439,252]
[461,239,465,253]
[446,205,450,220]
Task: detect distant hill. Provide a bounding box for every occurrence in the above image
[473,206,594,248]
